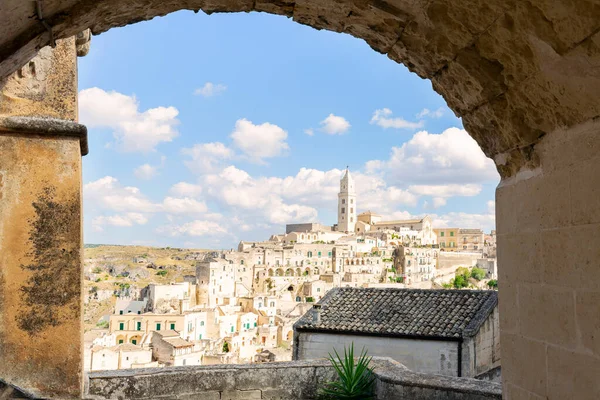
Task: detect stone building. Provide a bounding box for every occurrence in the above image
[433,228,459,251]
[337,168,357,233]
[294,288,500,379]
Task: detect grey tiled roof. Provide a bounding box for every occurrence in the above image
[294,288,497,339]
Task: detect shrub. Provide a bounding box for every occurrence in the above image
[96,320,109,329]
[487,279,498,289]
[92,267,103,274]
[319,343,375,400]
[156,270,168,277]
[305,297,314,303]
[222,341,230,353]
[471,267,486,281]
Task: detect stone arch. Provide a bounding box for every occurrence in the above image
[275,268,284,277]
[285,268,293,276]
[129,335,142,345]
[267,268,274,277]
[295,267,302,276]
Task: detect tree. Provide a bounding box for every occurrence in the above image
[471,267,486,281]
[222,341,229,353]
[487,279,498,290]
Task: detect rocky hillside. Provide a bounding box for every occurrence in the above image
[83,245,212,331]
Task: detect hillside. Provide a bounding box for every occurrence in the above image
[83,245,214,331]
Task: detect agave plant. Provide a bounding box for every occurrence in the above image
[319,343,375,399]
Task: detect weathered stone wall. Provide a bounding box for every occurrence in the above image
[497,118,600,399]
[86,357,502,400]
[462,307,501,378]
[0,119,85,399]
[295,332,461,377]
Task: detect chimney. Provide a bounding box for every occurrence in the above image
[312,304,322,324]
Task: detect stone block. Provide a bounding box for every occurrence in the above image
[221,389,262,400]
[496,185,518,235]
[575,290,600,355]
[174,391,220,400]
[518,283,576,348]
[567,224,600,289]
[570,157,600,225]
[497,278,519,334]
[547,346,600,400]
[497,232,542,284]
[500,333,547,397]
[504,383,547,400]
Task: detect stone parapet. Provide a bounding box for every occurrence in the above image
[86,357,501,400]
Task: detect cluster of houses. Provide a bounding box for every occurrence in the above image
[88,168,498,375]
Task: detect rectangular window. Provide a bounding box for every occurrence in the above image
[440,232,445,237]
[137,322,141,331]
[200,321,204,326]
[231,326,234,333]
[199,334,202,339]
[350,199,353,204]
[119,310,123,315]
[156,323,161,331]
[254,322,257,327]
[119,322,124,330]
[118,339,124,344]
[350,208,353,213]
[170,323,176,330]
[342,199,346,204]
[341,207,345,214]
[131,339,137,345]
[450,232,454,236]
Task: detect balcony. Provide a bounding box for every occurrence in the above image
[85,357,500,399]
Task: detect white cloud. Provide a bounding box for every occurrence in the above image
[366,127,499,185]
[304,128,314,136]
[92,213,148,229]
[169,182,203,198]
[320,114,351,135]
[416,107,445,119]
[408,184,482,198]
[194,82,227,97]
[84,176,161,213]
[160,220,228,237]
[134,164,158,180]
[182,142,234,174]
[230,119,289,162]
[162,197,208,214]
[487,200,496,214]
[370,108,424,130]
[433,211,495,233]
[432,197,447,208]
[79,87,179,152]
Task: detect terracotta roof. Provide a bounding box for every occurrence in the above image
[294,287,497,339]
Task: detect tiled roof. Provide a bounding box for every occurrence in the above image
[294,288,497,339]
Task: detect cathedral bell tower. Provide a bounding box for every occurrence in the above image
[337,167,357,232]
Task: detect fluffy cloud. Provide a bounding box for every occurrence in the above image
[433,211,495,232]
[320,114,351,135]
[304,128,314,136]
[159,220,228,237]
[230,119,289,162]
[194,82,227,97]
[79,87,179,152]
[408,184,482,198]
[169,182,203,198]
[370,108,424,130]
[162,197,208,214]
[416,107,446,119]
[92,213,148,230]
[86,176,209,215]
[366,127,499,185]
[134,164,158,180]
[182,142,234,174]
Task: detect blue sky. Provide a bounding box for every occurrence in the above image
[79,10,499,249]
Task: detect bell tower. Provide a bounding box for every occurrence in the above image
[337,167,356,232]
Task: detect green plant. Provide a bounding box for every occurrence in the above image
[156,270,168,277]
[222,341,230,353]
[319,343,375,400]
[96,320,109,329]
[471,267,486,281]
[92,266,103,274]
[487,279,498,289]
[306,297,314,303]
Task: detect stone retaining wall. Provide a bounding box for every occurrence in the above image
[86,357,501,400]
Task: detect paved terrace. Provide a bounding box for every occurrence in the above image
[85,357,501,400]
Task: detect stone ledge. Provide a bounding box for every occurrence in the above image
[85,357,502,400]
[0,116,88,155]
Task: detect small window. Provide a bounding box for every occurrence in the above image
[119,310,123,315]
[137,322,142,331]
[118,339,124,344]
[156,323,161,331]
[350,199,353,204]
[231,326,234,333]
[119,322,124,330]
[131,340,137,345]
[440,232,445,237]
[342,199,346,204]
[137,311,141,315]
[200,321,204,326]
[450,232,454,237]
[341,207,345,214]
[350,208,353,213]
